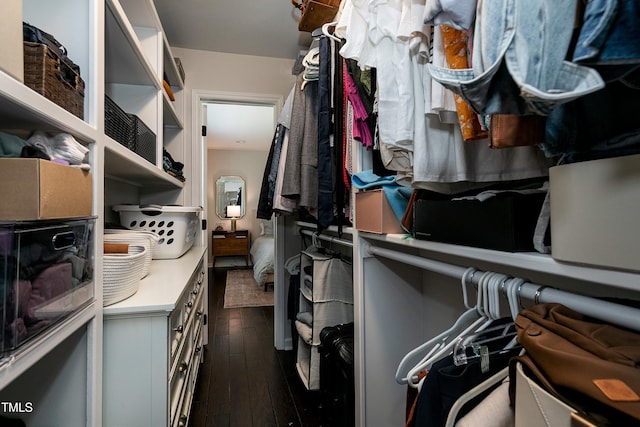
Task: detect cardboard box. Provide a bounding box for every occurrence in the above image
[413,192,546,252]
[550,154,640,272]
[0,0,23,82]
[355,189,404,234]
[0,158,92,220]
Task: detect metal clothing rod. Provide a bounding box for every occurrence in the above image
[364,244,640,331]
[300,229,353,248]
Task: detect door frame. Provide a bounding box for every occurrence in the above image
[191,90,289,349]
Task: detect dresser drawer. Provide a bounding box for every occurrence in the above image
[173,317,204,427]
[169,260,204,368]
[169,323,194,426]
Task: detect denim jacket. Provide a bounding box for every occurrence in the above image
[427,0,605,116]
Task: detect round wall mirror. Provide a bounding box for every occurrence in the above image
[215,176,246,219]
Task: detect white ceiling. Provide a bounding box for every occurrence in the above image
[153,0,312,152]
[153,0,313,60]
[205,103,276,151]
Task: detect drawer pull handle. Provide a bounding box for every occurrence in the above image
[179,361,189,373]
[192,288,199,295]
[195,346,202,353]
[174,325,184,333]
[195,311,203,318]
[178,415,187,427]
[185,301,193,308]
[52,231,76,250]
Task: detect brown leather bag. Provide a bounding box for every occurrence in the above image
[489,114,546,148]
[514,303,640,422]
[292,0,340,32]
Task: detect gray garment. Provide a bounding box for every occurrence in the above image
[281,74,319,210]
[281,73,306,200]
[278,85,296,129]
[455,380,514,427]
[299,80,319,210]
[428,0,605,115]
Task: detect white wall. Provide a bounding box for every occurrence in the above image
[171,47,297,265]
[208,149,268,251]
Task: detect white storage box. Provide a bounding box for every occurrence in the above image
[113,205,202,259]
[550,154,640,272]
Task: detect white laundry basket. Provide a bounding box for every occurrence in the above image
[113,205,202,259]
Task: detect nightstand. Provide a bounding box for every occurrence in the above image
[212,230,250,266]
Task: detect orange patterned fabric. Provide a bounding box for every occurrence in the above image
[440,25,487,142]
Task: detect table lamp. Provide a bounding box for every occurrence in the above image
[227,205,241,231]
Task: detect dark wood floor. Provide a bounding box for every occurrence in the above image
[188,267,326,427]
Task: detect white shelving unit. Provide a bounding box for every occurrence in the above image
[101,1,206,427]
[0,1,103,426]
[0,0,205,425]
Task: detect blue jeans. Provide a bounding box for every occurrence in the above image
[542,77,640,157]
[573,0,640,82]
[428,0,605,115]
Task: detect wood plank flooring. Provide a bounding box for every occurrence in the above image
[188,268,325,427]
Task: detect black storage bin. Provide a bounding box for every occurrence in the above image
[104,95,156,165]
[319,322,355,427]
[129,115,156,165]
[413,191,546,252]
[105,95,134,150]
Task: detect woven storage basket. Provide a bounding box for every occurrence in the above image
[113,205,202,259]
[103,245,146,306]
[23,41,84,119]
[104,230,159,278]
[129,114,156,165]
[105,95,134,150]
[104,95,156,164]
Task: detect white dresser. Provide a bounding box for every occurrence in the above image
[103,248,207,427]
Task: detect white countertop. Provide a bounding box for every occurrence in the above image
[103,246,206,317]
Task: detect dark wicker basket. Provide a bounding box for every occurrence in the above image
[105,95,156,165]
[23,42,85,119]
[129,114,156,165]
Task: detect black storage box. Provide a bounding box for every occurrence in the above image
[105,95,157,165]
[319,322,354,427]
[413,192,546,252]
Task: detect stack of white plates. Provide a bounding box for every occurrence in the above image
[103,245,147,306]
[104,229,159,278]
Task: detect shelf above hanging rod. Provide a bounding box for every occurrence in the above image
[363,242,640,332]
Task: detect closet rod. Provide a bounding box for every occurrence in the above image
[364,244,640,331]
[300,229,353,247]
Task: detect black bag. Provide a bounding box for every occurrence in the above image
[23,22,81,76]
[23,22,67,57]
[319,323,355,427]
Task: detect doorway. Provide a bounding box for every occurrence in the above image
[193,90,290,349]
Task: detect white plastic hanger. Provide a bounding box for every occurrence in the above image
[395,267,481,385]
[399,268,502,387]
[404,271,514,387]
[322,21,341,42]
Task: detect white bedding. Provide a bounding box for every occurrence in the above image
[250,235,274,286]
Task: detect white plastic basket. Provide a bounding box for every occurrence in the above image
[113,205,202,259]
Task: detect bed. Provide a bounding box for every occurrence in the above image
[250,218,275,290]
